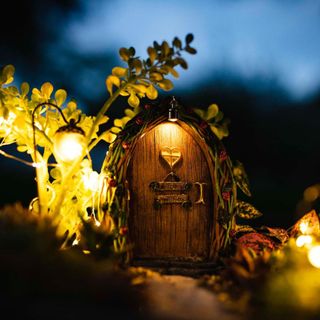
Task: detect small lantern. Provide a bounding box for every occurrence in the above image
[32,102,86,165]
[53,119,86,163]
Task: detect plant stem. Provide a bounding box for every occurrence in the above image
[51,82,131,218]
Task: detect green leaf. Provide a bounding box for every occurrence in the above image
[128,93,140,108]
[1,64,15,85]
[193,108,205,119]
[150,72,163,82]
[233,160,252,197]
[186,33,194,44]
[133,59,143,74]
[119,48,130,61]
[20,82,29,97]
[176,58,188,69]
[114,118,123,127]
[168,67,179,78]
[146,85,158,100]
[55,89,67,106]
[207,104,219,120]
[112,67,127,77]
[153,41,161,50]
[161,41,170,56]
[147,47,157,64]
[173,37,182,49]
[236,201,263,219]
[97,115,109,125]
[185,46,197,54]
[67,100,77,112]
[17,145,28,153]
[150,72,163,81]
[110,126,122,134]
[128,47,136,56]
[101,131,117,143]
[157,79,174,91]
[124,108,136,118]
[41,82,54,99]
[106,75,120,95]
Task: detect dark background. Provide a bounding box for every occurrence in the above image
[1,0,320,229]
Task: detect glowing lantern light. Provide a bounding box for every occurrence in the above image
[296,235,313,248]
[308,245,320,268]
[53,119,86,163]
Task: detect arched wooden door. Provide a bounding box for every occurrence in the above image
[128,122,213,262]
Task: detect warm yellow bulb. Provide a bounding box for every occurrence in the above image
[53,131,85,163]
[308,245,320,268]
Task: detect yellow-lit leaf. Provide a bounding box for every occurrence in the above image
[161,41,170,56]
[131,84,146,95]
[106,75,120,95]
[169,67,179,78]
[158,79,174,91]
[133,59,143,74]
[101,131,117,143]
[121,116,131,127]
[112,67,127,77]
[55,89,67,106]
[97,115,109,125]
[119,48,130,61]
[124,108,136,118]
[120,89,129,96]
[41,82,54,100]
[128,93,140,108]
[150,72,163,81]
[67,100,77,112]
[147,47,157,63]
[210,125,229,140]
[193,108,205,119]
[114,118,123,127]
[31,88,41,100]
[111,126,122,134]
[1,65,15,84]
[20,82,29,97]
[17,145,28,152]
[146,85,158,100]
[207,104,219,120]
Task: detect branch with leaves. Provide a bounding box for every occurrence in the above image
[0,34,196,247]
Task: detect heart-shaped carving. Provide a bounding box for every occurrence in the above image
[160,146,181,170]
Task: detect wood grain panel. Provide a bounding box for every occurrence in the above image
[128,122,213,261]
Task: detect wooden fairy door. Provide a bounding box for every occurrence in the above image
[128,122,213,262]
